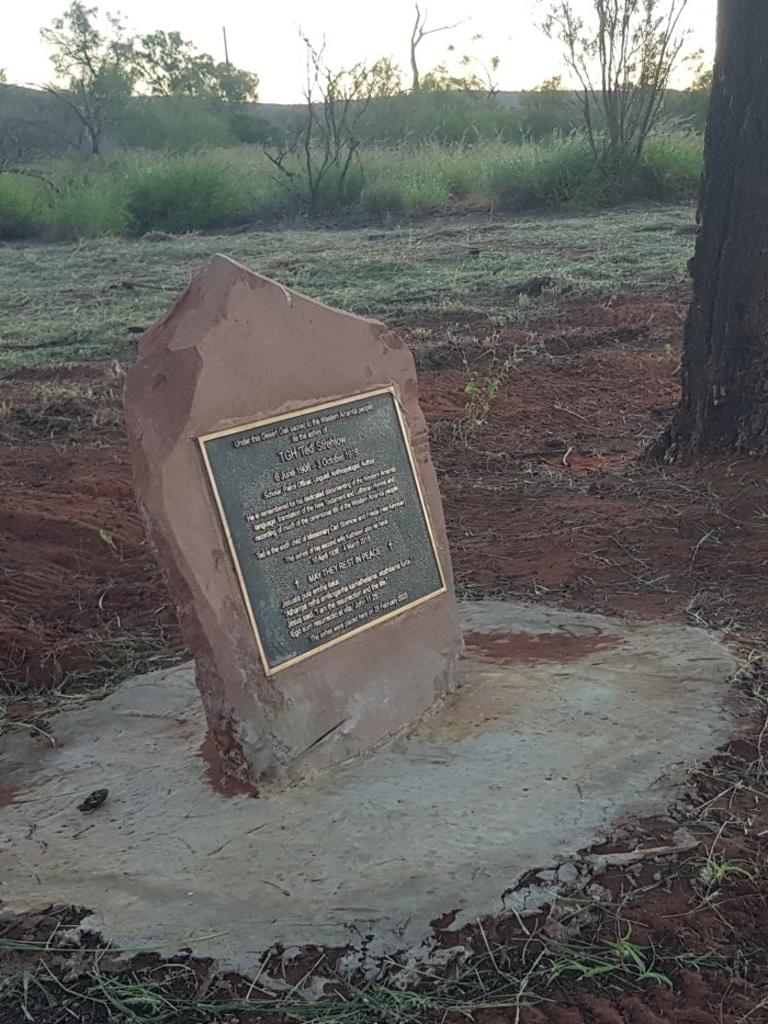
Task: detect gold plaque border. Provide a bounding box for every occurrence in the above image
[197,386,447,676]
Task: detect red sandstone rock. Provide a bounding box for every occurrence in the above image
[124,255,462,787]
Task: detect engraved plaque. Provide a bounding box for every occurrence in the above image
[198,388,446,673]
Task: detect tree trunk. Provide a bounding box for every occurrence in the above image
[410,44,420,93]
[654,0,768,460]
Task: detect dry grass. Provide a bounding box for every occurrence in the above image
[0,205,696,371]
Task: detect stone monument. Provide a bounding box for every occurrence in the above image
[124,255,462,788]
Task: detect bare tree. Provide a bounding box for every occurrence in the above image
[542,0,690,164]
[265,37,393,215]
[409,3,463,93]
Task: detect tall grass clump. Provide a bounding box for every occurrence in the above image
[640,132,703,199]
[0,174,44,239]
[305,161,367,214]
[392,142,487,196]
[577,133,702,207]
[402,176,451,213]
[482,136,600,210]
[362,144,457,214]
[360,181,406,217]
[481,133,701,211]
[45,184,130,240]
[0,132,703,241]
[124,155,245,234]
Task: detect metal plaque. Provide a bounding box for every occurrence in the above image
[198,388,446,674]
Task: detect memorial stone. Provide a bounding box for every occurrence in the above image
[124,256,462,787]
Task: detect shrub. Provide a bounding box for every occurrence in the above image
[45,185,130,240]
[0,174,42,240]
[402,176,451,213]
[360,181,406,216]
[124,158,242,234]
[229,112,276,145]
[640,133,702,199]
[266,155,366,215]
[316,162,366,211]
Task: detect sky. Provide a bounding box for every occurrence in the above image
[4,0,718,103]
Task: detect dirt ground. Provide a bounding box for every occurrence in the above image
[3,291,768,1021]
[2,292,767,688]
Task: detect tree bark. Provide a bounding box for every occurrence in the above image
[410,45,420,93]
[410,6,422,93]
[654,0,768,460]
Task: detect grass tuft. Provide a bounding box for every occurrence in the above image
[124,157,244,235]
[360,181,406,217]
[45,183,130,240]
[0,174,45,240]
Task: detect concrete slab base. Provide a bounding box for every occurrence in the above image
[0,602,736,975]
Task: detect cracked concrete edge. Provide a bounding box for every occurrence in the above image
[58,817,705,993]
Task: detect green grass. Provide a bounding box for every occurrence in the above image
[0,204,695,372]
[0,134,703,241]
[125,159,246,234]
[545,938,672,988]
[0,174,43,239]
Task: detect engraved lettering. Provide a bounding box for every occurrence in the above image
[200,392,444,670]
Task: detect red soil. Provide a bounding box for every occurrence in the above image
[4,293,766,688]
[427,352,768,631]
[0,436,180,685]
[3,293,768,1022]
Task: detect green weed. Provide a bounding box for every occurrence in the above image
[546,937,673,988]
[695,825,757,892]
[0,924,697,1024]
[464,353,518,425]
[698,852,754,888]
[0,934,533,1024]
